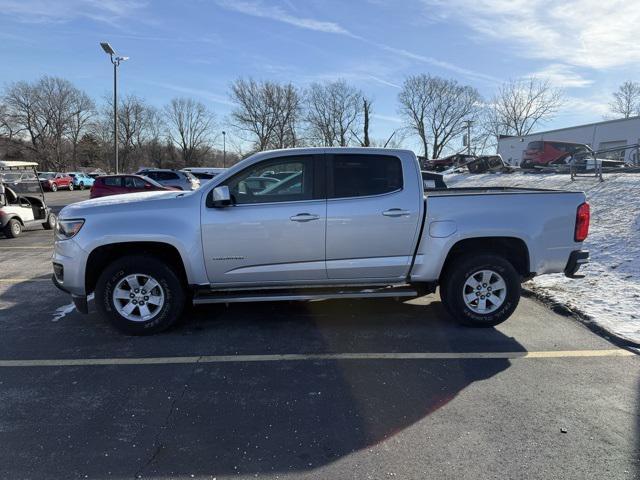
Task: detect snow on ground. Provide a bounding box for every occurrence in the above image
[445,170,640,344]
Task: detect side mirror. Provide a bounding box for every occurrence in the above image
[211,185,232,207]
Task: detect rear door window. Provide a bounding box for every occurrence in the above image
[103,177,122,187]
[329,154,403,199]
[158,172,179,181]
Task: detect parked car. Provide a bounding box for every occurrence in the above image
[90,175,179,199]
[39,172,74,191]
[53,148,590,335]
[182,167,226,182]
[520,141,592,169]
[67,172,95,190]
[1,161,56,238]
[136,168,200,191]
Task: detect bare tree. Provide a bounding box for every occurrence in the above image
[306,80,363,147]
[67,91,95,168]
[351,96,373,147]
[101,94,156,172]
[230,78,302,151]
[145,107,167,168]
[164,97,216,166]
[488,78,562,138]
[0,102,25,142]
[3,76,94,169]
[398,74,482,159]
[609,81,640,119]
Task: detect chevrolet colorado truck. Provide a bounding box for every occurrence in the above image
[52,148,590,335]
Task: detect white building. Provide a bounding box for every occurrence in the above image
[498,116,640,166]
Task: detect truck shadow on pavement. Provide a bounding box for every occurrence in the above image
[0,282,526,479]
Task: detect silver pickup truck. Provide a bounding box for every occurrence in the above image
[52,148,590,335]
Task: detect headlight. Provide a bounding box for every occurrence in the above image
[55,219,85,239]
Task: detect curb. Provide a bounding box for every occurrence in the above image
[521,286,640,350]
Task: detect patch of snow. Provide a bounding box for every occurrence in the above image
[446,171,640,344]
[52,293,94,322]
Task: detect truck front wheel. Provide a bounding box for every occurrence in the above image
[440,254,520,327]
[95,255,185,335]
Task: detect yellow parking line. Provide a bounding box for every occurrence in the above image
[0,350,633,367]
[0,278,51,283]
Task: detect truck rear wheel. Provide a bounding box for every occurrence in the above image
[440,254,520,327]
[95,255,185,335]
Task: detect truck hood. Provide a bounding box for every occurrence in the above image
[59,191,186,219]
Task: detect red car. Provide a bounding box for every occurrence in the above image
[39,172,74,191]
[521,141,591,169]
[90,175,179,199]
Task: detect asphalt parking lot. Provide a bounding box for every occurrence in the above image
[0,190,638,480]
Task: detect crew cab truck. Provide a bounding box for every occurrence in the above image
[52,148,590,335]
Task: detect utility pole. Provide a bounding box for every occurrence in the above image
[100,42,129,174]
[463,120,474,155]
[222,131,226,168]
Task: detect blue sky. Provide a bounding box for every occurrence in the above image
[1,0,639,152]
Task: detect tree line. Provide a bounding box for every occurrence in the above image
[0,73,570,172]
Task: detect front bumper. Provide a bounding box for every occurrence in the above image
[564,250,589,278]
[52,237,88,295]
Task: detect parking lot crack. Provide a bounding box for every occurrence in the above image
[133,355,203,479]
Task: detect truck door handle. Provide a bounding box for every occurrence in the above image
[290,213,320,222]
[382,208,411,217]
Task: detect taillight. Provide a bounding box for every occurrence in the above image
[575,202,590,242]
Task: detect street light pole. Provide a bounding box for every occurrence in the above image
[222,131,226,168]
[100,42,129,174]
[112,59,118,174]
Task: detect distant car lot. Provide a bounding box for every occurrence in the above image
[0,190,637,479]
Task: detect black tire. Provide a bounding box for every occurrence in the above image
[440,254,520,327]
[68,183,74,191]
[95,255,186,335]
[50,183,58,192]
[4,218,22,238]
[42,212,56,230]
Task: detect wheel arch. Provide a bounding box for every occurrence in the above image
[439,236,531,282]
[85,241,189,294]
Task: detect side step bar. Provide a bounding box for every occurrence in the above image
[193,286,419,305]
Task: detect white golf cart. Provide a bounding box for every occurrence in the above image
[0,161,57,238]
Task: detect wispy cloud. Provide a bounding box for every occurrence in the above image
[420,0,640,70]
[215,0,354,36]
[530,64,593,88]
[145,81,233,106]
[364,40,501,84]
[373,113,403,124]
[215,0,497,83]
[0,0,148,25]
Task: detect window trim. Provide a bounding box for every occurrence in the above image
[326,153,404,200]
[206,154,325,208]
